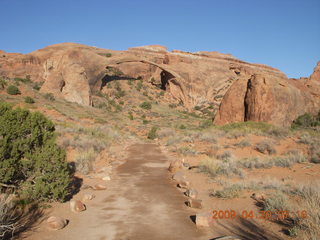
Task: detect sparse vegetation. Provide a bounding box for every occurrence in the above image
[6,85,20,95]
[147,126,158,140]
[255,140,276,154]
[140,101,152,110]
[43,93,55,101]
[24,96,35,104]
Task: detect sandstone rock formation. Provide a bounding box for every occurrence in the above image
[1,43,319,126]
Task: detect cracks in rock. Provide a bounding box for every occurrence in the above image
[244,77,252,122]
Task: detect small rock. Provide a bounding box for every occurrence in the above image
[185,189,198,199]
[70,200,86,212]
[182,162,190,170]
[195,212,213,227]
[168,159,183,173]
[93,184,107,190]
[178,180,190,189]
[82,194,95,202]
[172,171,186,183]
[251,193,266,203]
[186,199,202,209]
[46,216,68,230]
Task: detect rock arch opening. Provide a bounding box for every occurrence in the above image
[160,70,175,90]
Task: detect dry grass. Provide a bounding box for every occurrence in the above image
[75,148,98,174]
[199,156,244,178]
[255,140,277,154]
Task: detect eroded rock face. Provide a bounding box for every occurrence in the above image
[214,70,320,126]
[0,43,319,126]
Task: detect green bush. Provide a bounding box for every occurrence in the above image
[140,101,152,110]
[32,82,43,91]
[0,102,71,202]
[292,112,320,128]
[44,93,55,101]
[147,126,158,140]
[128,112,134,120]
[6,85,20,95]
[24,96,35,104]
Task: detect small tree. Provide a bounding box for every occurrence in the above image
[0,102,71,202]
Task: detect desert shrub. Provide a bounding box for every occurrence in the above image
[6,85,20,95]
[75,148,97,175]
[140,101,152,110]
[199,120,212,129]
[105,53,112,57]
[178,147,198,156]
[292,113,320,128]
[43,93,55,101]
[0,102,71,202]
[210,185,242,199]
[255,140,276,154]
[194,106,201,111]
[159,91,165,96]
[147,126,158,140]
[14,77,31,84]
[234,139,251,148]
[169,103,177,108]
[136,81,143,91]
[128,112,134,120]
[32,82,43,91]
[24,96,35,104]
[0,78,7,90]
[199,157,243,178]
[217,150,233,161]
[198,132,217,143]
[0,196,23,239]
[142,119,149,125]
[179,124,186,130]
[261,192,290,213]
[239,157,274,169]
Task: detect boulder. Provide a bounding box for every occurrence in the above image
[70,200,86,212]
[185,189,198,199]
[177,180,190,189]
[186,199,202,209]
[195,212,213,227]
[168,159,183,173]
[46,216,68,230]
[82,193,95,202]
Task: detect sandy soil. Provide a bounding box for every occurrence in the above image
[24,144,213,240]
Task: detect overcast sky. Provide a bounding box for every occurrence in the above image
[0,0,319,78]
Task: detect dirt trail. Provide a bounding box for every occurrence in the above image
[26,144,212,240]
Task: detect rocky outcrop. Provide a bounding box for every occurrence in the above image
[214,63,320,126]
[0,43,319,126]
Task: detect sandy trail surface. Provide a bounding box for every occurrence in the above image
[26,144,212,240]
